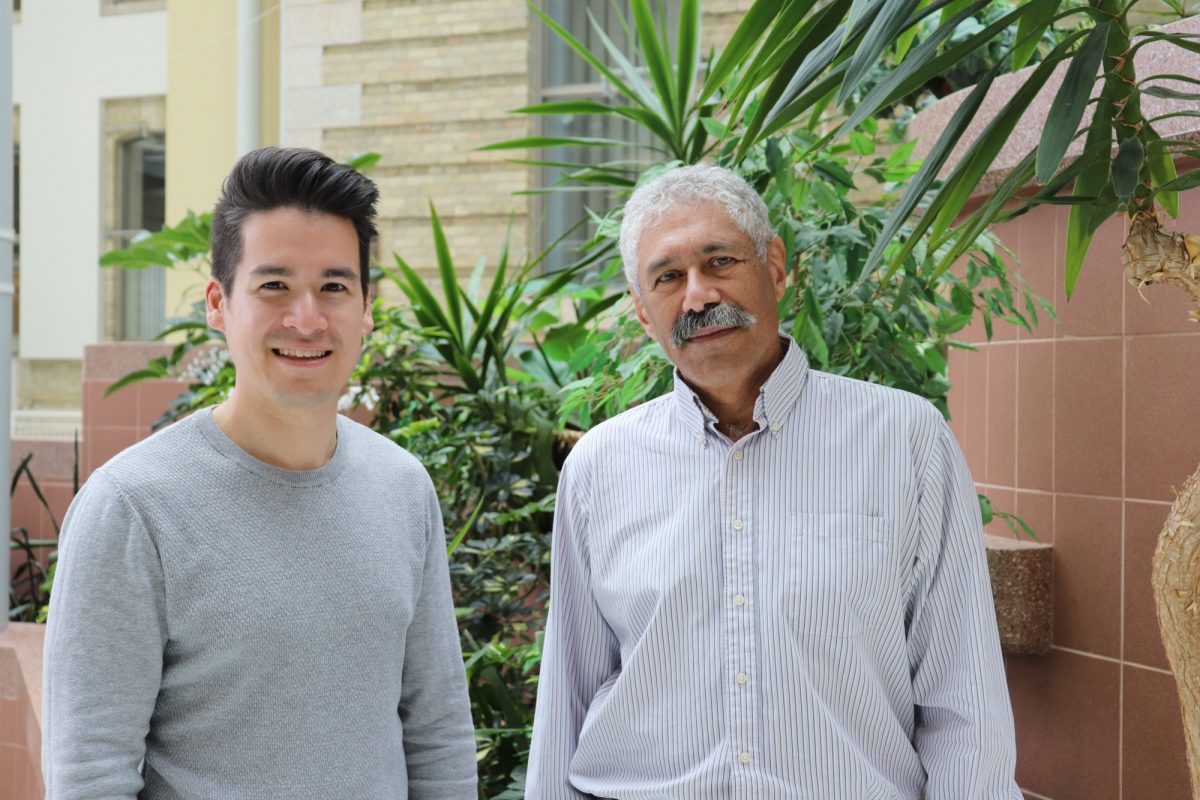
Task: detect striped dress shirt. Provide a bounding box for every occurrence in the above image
[527,337,1021,800]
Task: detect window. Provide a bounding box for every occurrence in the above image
[538,0,678,270]
[101,0,167,16]
[110,134,166,340]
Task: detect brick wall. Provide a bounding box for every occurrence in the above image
[283,0,755,300]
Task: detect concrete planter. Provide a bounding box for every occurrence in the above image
[984,534,1053,656]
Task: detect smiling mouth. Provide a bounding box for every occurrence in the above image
[273,347,332,361]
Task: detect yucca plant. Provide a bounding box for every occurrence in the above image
[384,203,620,396]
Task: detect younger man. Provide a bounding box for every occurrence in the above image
[43,147,476,799]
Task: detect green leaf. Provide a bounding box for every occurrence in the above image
[925,31,1090,247]
[479,136,647,152]
[105,365,169,396]
[1155,169,1200,193]
[893,0,931,61]
[511,99,616,116]
[346,151,381,172]
[539,324,588,363]
[978,494,994,525]
[674,0,700,131]
[701,0,808,102]
[1145,127,1179,217]
[700,117,728,139]
[1111,134,1144,203]
[743,2,854,154]
[828,0,1002,147]
[526,1,639,105]
[1012,0,1062,70]
[1062,84,1116,298]
[428,203,463,343]
[629,0,677,123]
[1141,85,1200,100]
[1131,30,1200,57]
[587,8,666,117]
[861,65,997,279]
[1035,22,1109,183]
[849,131,875,155]
[936,0,972,25]
[838,0,923,106]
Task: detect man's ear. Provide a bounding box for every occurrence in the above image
[630,286,658,342]
[767,234,787,301]
[205,279,227,333]
[361,288,374,336]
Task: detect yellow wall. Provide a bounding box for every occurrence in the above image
[261,0,280,147]
[164,0,280,316]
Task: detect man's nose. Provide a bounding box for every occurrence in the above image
[681,270,721,314]
[282,293,328,335]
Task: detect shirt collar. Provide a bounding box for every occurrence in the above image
[672,335,809,443]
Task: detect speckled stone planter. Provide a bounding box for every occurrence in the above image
[984,534,1053,656]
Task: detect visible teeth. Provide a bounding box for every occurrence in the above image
[276,348,327,359]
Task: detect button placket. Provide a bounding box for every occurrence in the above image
[722,438,758,793]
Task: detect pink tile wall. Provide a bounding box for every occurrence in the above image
[9,345,187,590]
[0,647,43,800]
[961,191,1200,799]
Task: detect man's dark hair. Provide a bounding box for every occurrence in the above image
[210,147,379,297]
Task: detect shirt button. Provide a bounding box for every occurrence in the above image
[734,594,745,606]
[739,751,752,765]
[736,672,748,685]
[732,449,744,461]
[769,421,781,432]
[732,519,744,531]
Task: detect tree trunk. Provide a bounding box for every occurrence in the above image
[1121,214,1200,794]
[1153,462,1200,797]
[1121,212,1200,318]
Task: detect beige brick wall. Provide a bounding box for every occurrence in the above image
[286,0,756,286]
[284,0,535,286]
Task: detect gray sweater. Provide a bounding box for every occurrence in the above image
[42,408,477,799]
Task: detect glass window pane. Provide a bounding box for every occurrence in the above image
[538,1,678,270]
[119,135,166,341]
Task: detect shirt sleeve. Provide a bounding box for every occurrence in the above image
[526,447,620,800]
[399,475,478,800]
[41,472,167,800]
[907,416,1023,800]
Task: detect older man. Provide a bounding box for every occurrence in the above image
[527,164,1021,799]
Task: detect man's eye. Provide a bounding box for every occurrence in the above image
[712,256,736,267]
[323,283,349,293]
[261,281,286,290]
[655,271,680,285]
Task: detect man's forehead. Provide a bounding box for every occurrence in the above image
[639,204,747,251]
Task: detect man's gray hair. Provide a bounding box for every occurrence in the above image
[619,164,775,293]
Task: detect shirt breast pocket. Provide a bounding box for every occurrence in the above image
[783,512,894,639]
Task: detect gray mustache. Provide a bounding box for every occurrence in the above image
[670,302,757,348]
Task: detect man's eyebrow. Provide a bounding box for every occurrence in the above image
[248,265,358,281]
[645,240,739,276]
[321,267,359,282]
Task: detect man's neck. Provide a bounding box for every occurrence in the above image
[688,338,787,441]
[212,390,339,471]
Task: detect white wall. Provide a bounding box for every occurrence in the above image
[13,1,167,360]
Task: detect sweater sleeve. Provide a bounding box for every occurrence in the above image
[398,475,478,800]
[907,415,1023,800]
[41,472,168,800]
